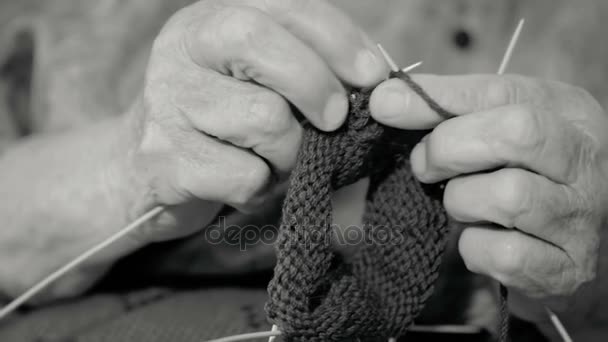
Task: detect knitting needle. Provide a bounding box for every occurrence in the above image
[268,53,423,342]
[207,329,282,342]
[216,324,485,342]
[547,308,574,342]
[402,61,423,73]
[377,44,400,72]
[377,18,572,342]
[377,44,424,75]
[0,17,572,342]
[0,206,165,321]
[267,324,279,342]
[257,23,525,342]
[498,19,525,75]
[496,17,573,342]
[495,18,572,342]
[0,51,423,327]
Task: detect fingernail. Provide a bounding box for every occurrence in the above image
[355,49,386,85]
[379,82,429,122]
[323,93,348,131]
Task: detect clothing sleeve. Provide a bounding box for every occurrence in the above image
[0,1,38,152]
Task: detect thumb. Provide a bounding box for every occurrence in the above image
[369,74,523,129]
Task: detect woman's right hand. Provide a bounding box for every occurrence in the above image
[126,0,388,242]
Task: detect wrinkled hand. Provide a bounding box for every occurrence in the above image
[370,74,608,323]
[126,0,387,241]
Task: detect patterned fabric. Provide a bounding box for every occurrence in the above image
[266,80,450,341]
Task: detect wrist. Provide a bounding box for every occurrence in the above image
[106,101,159,231]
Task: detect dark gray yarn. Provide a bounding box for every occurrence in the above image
[266,72,509,342]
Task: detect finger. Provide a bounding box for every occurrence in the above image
[185,6,348,131]
[167,130,273,212]
[409,104,584,184]
[173,75,303,177]
[228,0,388,86]
[458,226,578,298]
[444,168,581,248]
[370,74,550,129]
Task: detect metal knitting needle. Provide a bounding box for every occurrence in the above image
[266,57,422,342]
[0,17,572,342]
[402,61,423,73]
[0,48,423,328]
[377,45,422,74]
[496,18,572,342]
[264,30,520,342]
[497,17,572,342]
[208,329,282,342]
[377,44,400,72]
[267,324,279,342]
[375,43,428,342]
[378,18,573,342]
[220,324,486,342]
[547,308,573,342]
[498,19,525,75]
[0,205,165,320]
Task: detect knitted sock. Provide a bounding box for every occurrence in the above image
[266,72,509,342]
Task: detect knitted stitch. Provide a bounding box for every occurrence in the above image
[266,71,450,341]
[266,72,509,342]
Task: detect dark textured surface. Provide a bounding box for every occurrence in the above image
[266,82,450,341]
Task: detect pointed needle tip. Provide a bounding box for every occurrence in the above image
[402,61,423,73]
[376,44,400,72]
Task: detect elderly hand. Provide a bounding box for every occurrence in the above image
[370,74,608,325]
[126,0,387,241]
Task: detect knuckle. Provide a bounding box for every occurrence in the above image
[557,269,587,297]
[246,91,292,137]
[565,187,589,220]
[426,123,456,169]
[575,236,599,283]
[457,84,483,110]
[229,161,271,206]
[485,77,518,107]
[492,170,531,228]
[214,7,271,49]
[579,264,598,287]
[552,236,598,296]
[576,268,597,292]
[564,263,597,296]
[495,104,544,154]
[484,76,529,108]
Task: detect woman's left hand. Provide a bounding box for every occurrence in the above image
[369,74,608,330]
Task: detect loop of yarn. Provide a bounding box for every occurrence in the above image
[266,76,450,341]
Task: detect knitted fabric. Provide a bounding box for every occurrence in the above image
[266,72,452,341]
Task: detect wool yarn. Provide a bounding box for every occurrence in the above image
[266,72,508,341]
